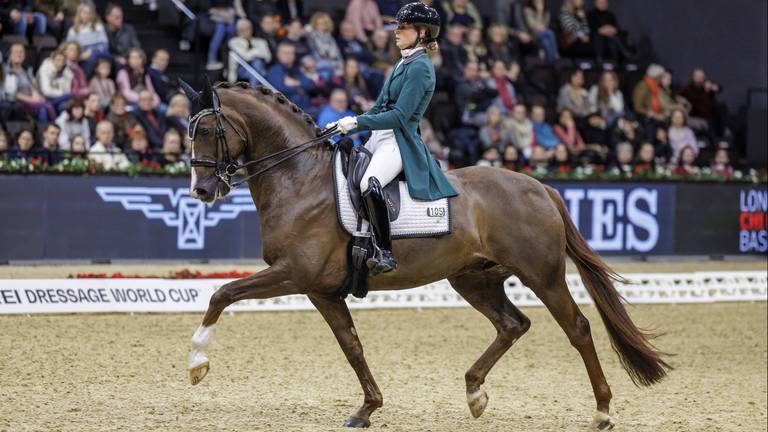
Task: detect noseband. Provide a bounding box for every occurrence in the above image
[188,107,337,189]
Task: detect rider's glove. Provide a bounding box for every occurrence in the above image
[336,116,358,134]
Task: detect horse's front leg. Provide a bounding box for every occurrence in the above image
[308,293,383,428]
[188,263,300,385]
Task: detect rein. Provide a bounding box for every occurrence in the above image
[189,107,338,189]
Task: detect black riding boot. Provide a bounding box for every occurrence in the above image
[362,177,398,275]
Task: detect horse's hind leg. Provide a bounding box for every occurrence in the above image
[531,270,615,431]
[448,270,531,418]
[308,293,383,428]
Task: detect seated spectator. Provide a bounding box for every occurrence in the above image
[125,129,156,165]
[105,4,140,65]
[588,71,623,125]
[678,68,723,134]
[672,145,697,177]
[509,103,534,157]
[307,12,344,81]
[524,0,559,62]
[609,115,643,150]
[66,3,110,73]
[581,112,610,156]
[256,13,281,59]
[479,106,513,150]
[62,41,91,99]
[345,0,383,42]
[3,43,56,123]
[38,123,64,166]
[633,142,657,173]
[65,135,87,160]
[205,1,237,71]
[84,92,103,137]
[608,142,633,174]
[455,61,497,127]
[464,28,488,66]
[587,0,630,64]
[659,71,687,115]
[33,0,75,41]
[444,0,483,30]
[553,108,586,155]
[0,128,9,160]
[502,144,522,171]
[7,129,38,161]
[486,24,515,65]
[317,89,357,144]
[88,58,116,110]
[711,148,733,177]
[281,18,310,62]
[337,20,375,66]
[369,28,398,73]
[653,127,671,165]
[549,143,572,173]
[632,64,668,137]
[5,0,47,36]
[340,58,374,112]
[530,104,559,150]
[159,129,184,165]
[487,60,519,114]
[267,43,315,112]
[37,49,73,113]
[557,69,591,119]
[56,99,90,150]
[420,118,448,163]
[227,19,272,84]
[668,108,698,164]
[559,0,593,58]
[116,48,161,108]
[495,0,535,54]
[148,49,174,103]
[165,94,191,136]
[477,145,502,167]
[131,89,166,148]
[299,56,330,109]
[439,24,468,83]
[106,93,138,149]
[527,144,550,172]
[89,120,129,170]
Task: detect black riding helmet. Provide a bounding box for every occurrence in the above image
[393,2,441,45]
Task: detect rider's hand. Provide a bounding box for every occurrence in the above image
[337,116,358,134]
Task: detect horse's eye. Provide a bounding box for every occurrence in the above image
[199,128,210,136]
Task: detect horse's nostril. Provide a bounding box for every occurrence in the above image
[194,188,209,198]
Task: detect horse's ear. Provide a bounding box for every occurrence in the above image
[178,78,202,115]
[200,75,214,110]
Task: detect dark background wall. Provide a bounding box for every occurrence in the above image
[306,0,768,111]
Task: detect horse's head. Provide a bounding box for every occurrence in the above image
[180,78,247,203]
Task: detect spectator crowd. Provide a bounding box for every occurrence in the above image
[0,0,739,179]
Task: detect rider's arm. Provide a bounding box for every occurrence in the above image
[356,61,432,132]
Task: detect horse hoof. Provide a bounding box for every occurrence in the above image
[467,388,488,418]
[189,361,210,385]
[343,417,370,428]
[588,411,616,431]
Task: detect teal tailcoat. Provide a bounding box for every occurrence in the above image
[355,52,459,201]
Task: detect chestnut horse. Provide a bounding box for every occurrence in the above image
[183,81,669,430]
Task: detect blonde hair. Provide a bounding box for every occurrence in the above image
[309,12,333,33]
[72,3,102,34]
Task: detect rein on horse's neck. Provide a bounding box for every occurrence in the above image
[230,91,332,214]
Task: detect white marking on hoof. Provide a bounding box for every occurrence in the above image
[467,388,488,418]
[588,411,616,431]
[188,325,214,384]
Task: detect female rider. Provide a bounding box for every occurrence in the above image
[328,2,459,275]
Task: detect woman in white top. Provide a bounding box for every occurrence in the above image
[588,71,624,125]
[56,99,91,150]
[37,50,74,112]
[227,19,272,84]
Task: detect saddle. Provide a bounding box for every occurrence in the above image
[337,138,403,222]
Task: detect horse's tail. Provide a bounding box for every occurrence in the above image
[544,185,671,386]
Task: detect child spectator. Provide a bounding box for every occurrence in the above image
[148,49,174,103]
[610,115,642,149]
[56,98,90,150]
[711,148,733,177]
[205,0,237,71]
[554,108,586,155]
[8,129,37,161]
[509,103,534,157]
[477,145,502,167]
[131,89,165,148]
[38,123,63,166]
[479,106,512,150]
[524,0,559,62]
[559,0,593,58]
[345,0,383,42]
[502,145,522,171]
[609,142,633,174]
[88,58,116,110]
[106,93,138,149]
[125,129,155,165]
[557,69,590,119]
[62,42,91,99]
[531,105,559,150]
[550,143,572,173]
[0,128,9,160]
[3,43,56,122]
[159,129,183,165]
[633,142,656,173]
[105,4,140,65]
[66,3,110,73]
[68,135,88,160]
[116,48,160,108]
[668,108,698,164]
[588,71,623,125]
[672,146,697,177]
[165,94,190,136]
[37,49,73,112]
[527,145,550,172]
[308,12,344,81]
[89,120,129,170]
[227,18,272,84]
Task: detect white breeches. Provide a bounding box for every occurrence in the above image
[360,129,403,193]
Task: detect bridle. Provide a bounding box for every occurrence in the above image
[188,105,338,189]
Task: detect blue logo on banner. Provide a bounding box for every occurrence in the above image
[552,184,675,254]
[96,187,256,250]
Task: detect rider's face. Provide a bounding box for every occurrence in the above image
[394,24,419,50]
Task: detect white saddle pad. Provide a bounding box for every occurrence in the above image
[333,151,451,239]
